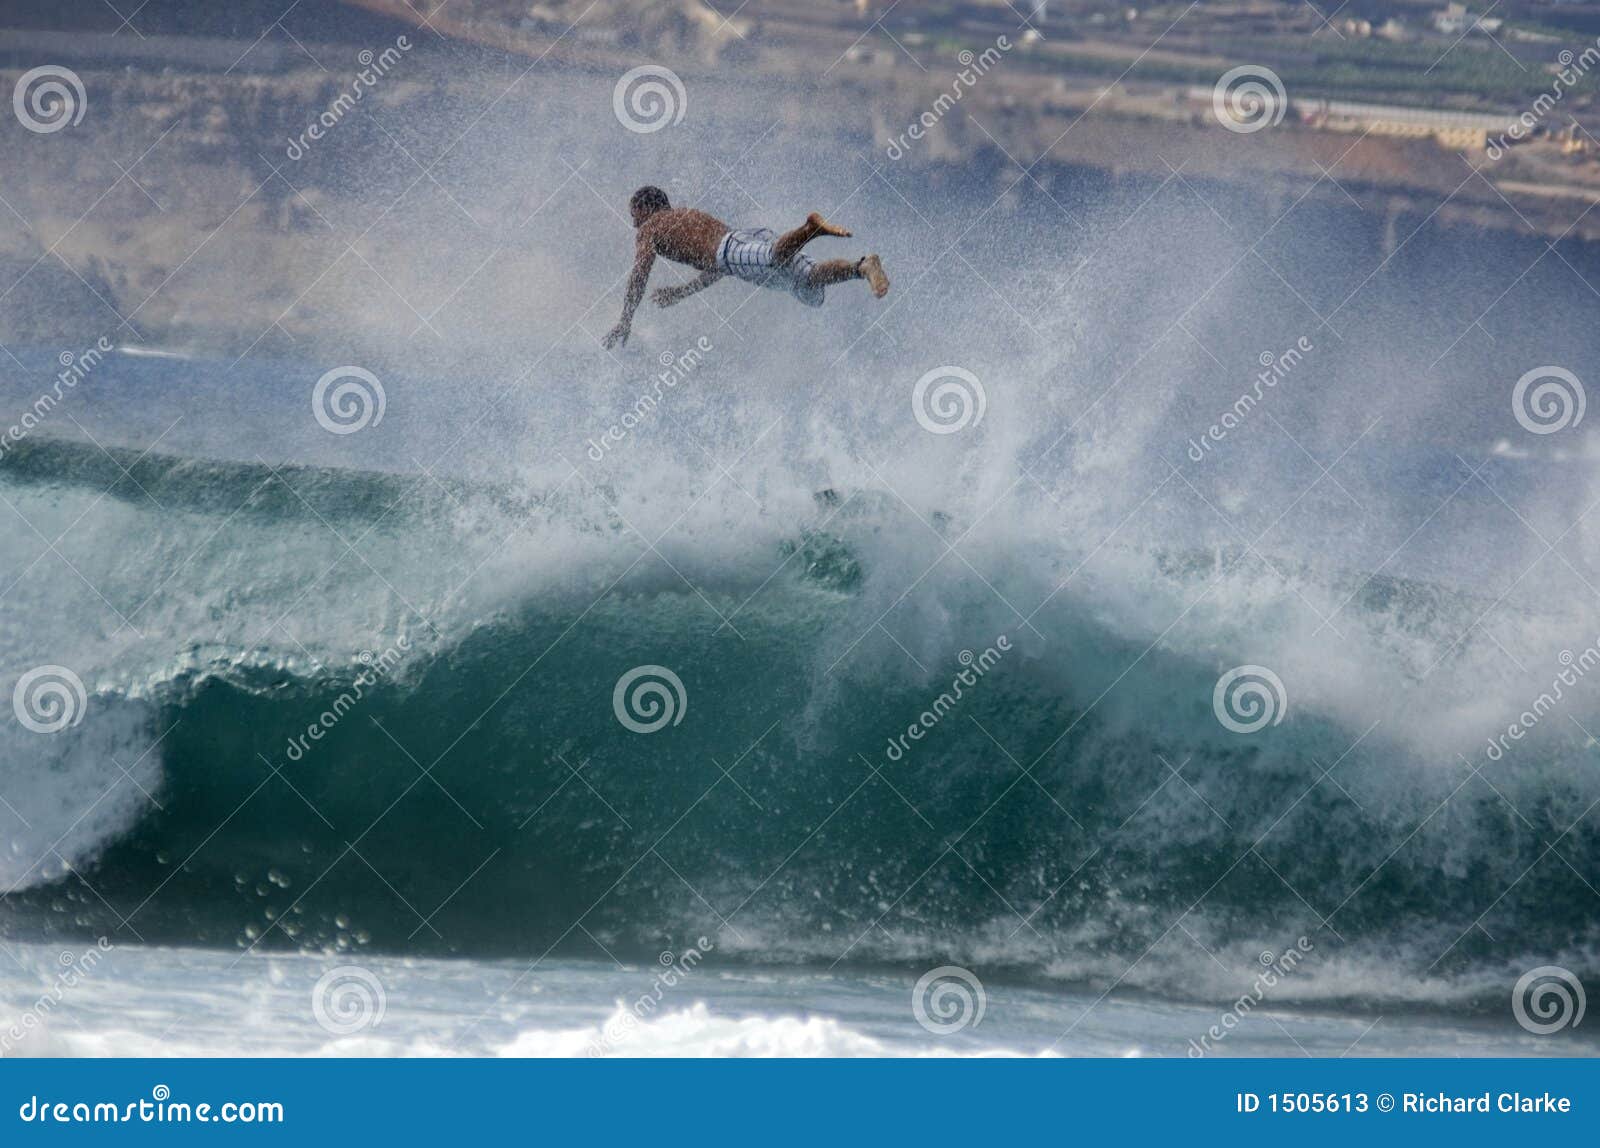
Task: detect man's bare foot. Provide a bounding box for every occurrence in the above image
[808,211,852,239]
[859,254,889,299]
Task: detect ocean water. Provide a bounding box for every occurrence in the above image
[2,335,1600,1056]
[5,30,1600,1055]
[4,942,1590,1058]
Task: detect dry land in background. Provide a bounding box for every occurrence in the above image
[5,0,1600,351]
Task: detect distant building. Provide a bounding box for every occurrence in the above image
[1376,18,1410,42]
[1297,97,1522,151]
[1433,4,1502,37]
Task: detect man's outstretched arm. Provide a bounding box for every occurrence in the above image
[603,238,655,348]
[651,269,724,309]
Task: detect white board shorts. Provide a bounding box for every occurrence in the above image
[716,228,825,307]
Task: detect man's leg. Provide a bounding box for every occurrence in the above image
[771,212,852,267]
[808,255,890,299]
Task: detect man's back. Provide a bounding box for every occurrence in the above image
[639,207,729,271]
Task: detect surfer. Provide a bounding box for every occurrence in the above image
[602,186,890,349]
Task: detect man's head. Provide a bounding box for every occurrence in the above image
[629,185,671,227]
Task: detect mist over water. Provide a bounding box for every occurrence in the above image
[3,34,1599,1026]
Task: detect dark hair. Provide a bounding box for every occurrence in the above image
[629,185,671,219]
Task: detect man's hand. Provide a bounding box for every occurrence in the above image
[652,269,723,311]
[606,237,654,351]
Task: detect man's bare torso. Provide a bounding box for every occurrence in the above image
[637,207,729,270]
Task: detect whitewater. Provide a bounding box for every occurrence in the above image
[3,59,1600,1056]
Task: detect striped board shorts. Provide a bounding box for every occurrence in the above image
[716,228,825,307]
